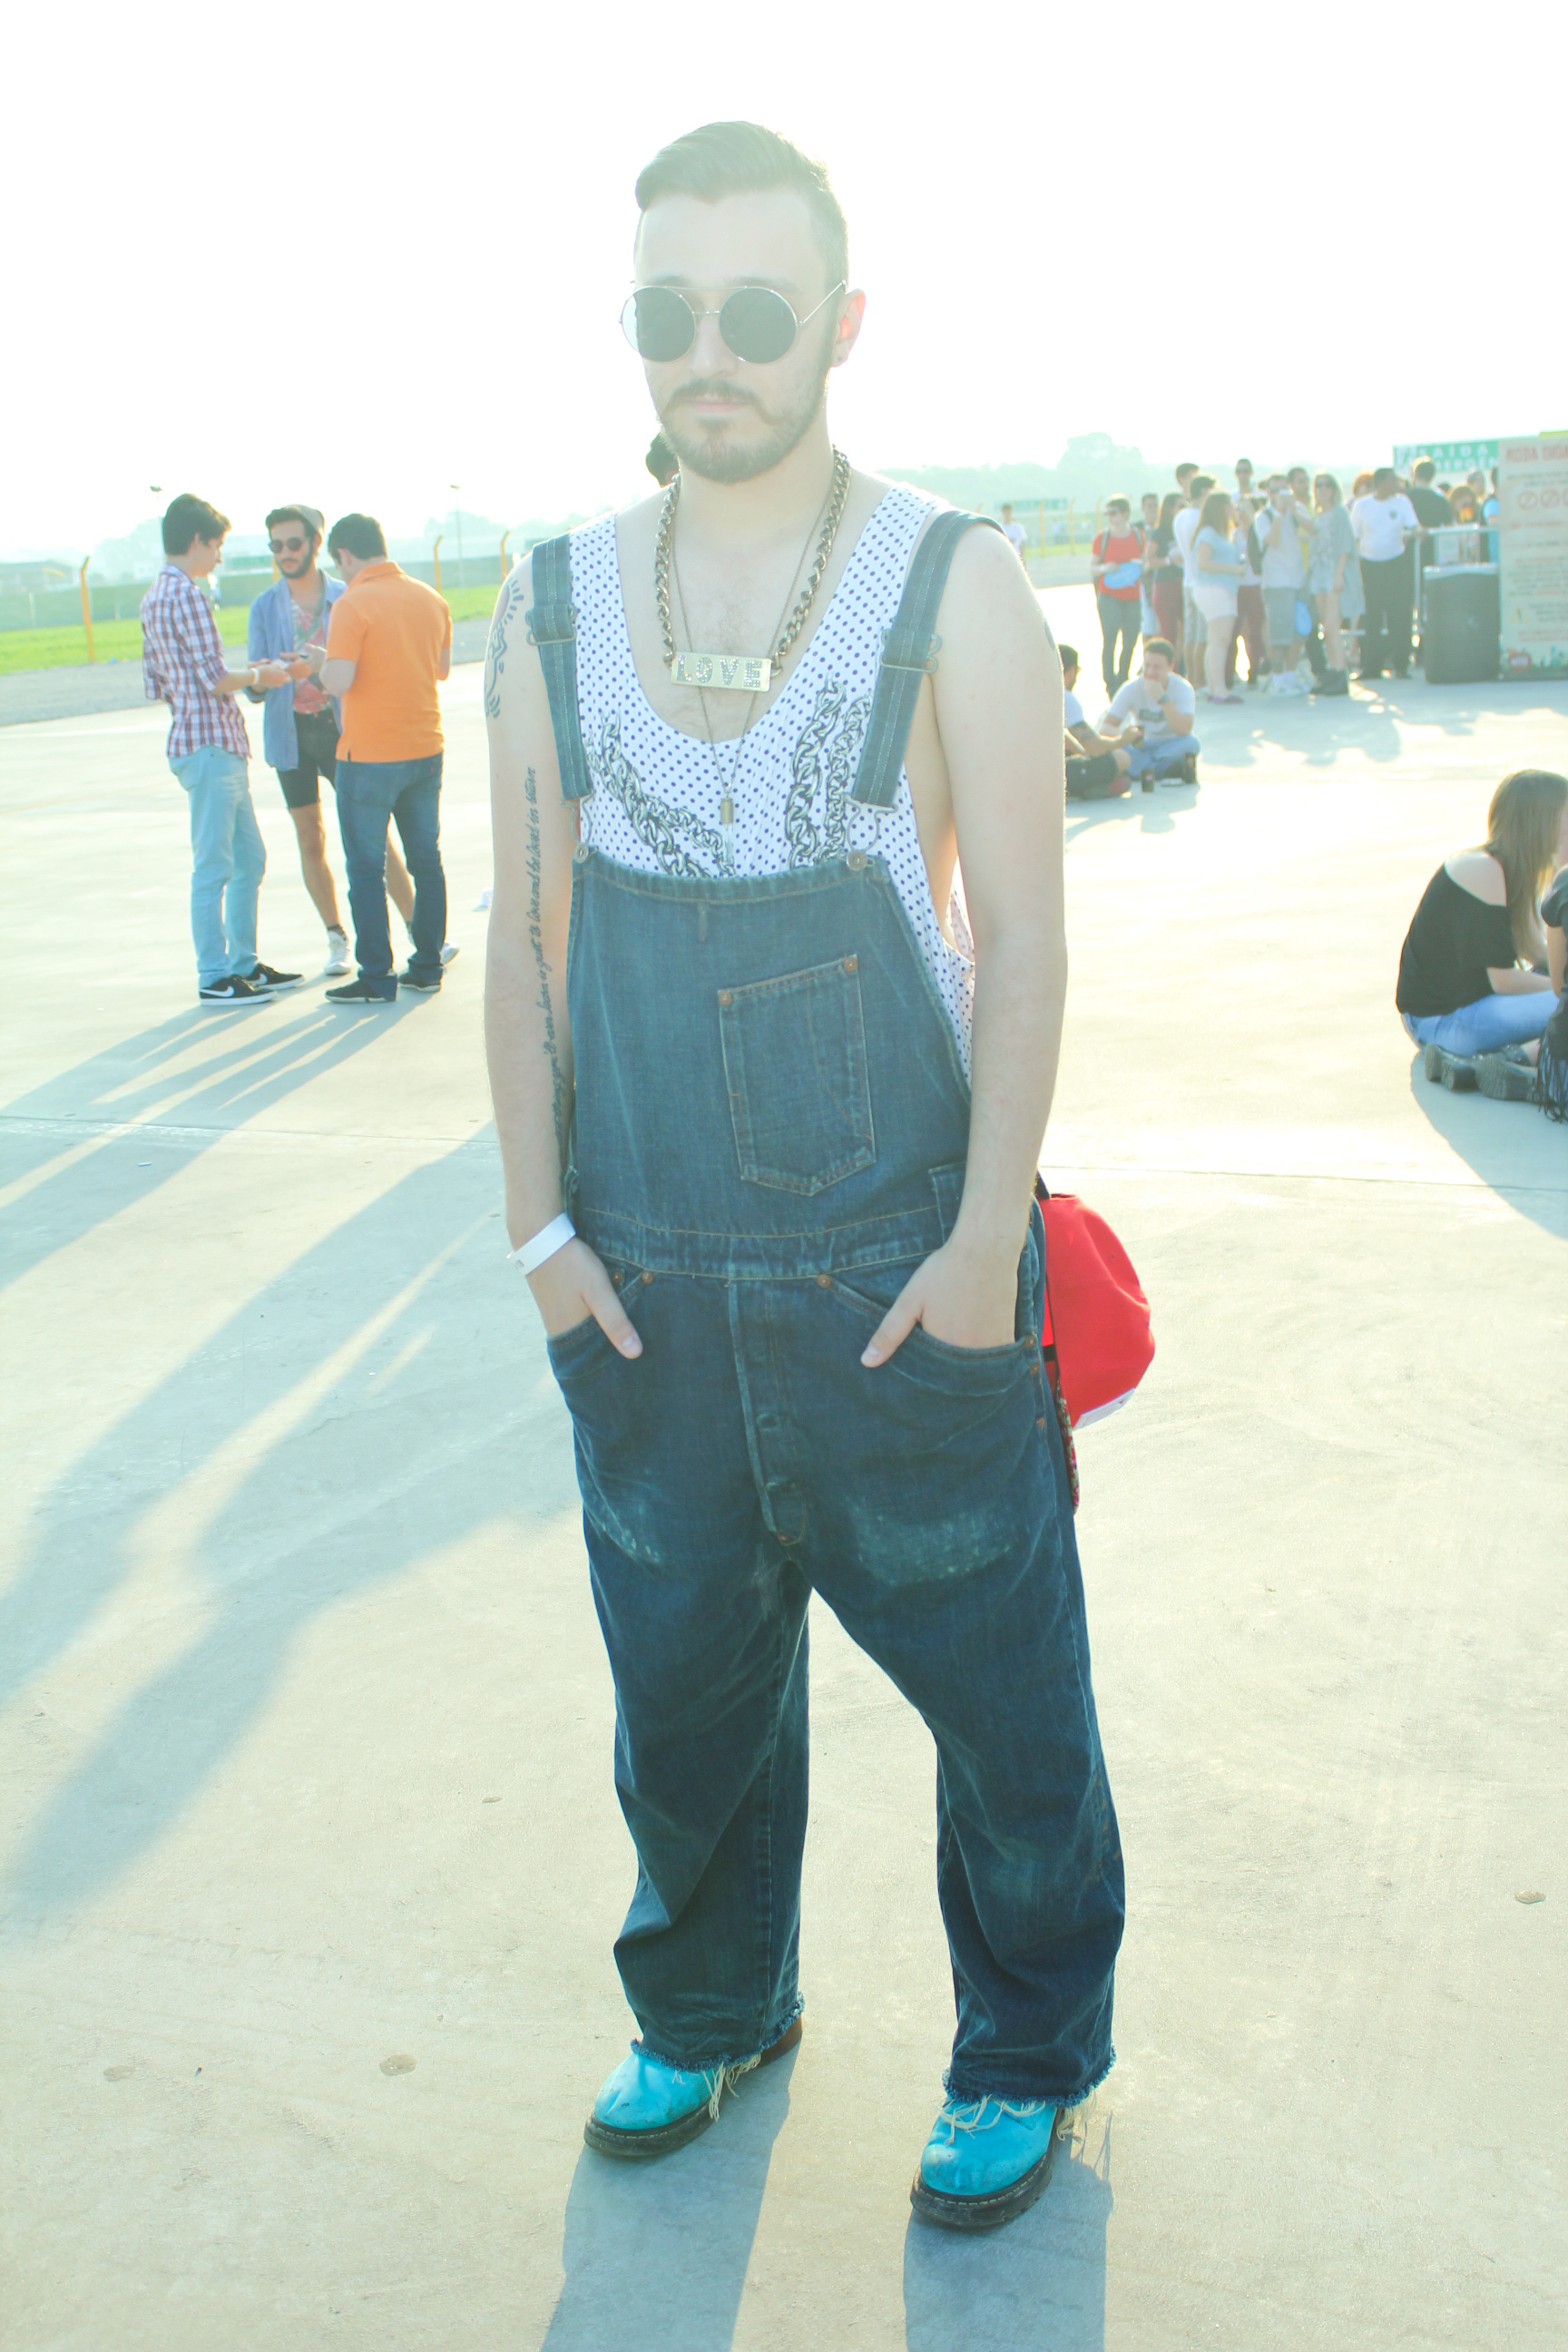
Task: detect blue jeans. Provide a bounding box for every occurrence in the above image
[1126,732,1200,780]
[1403,995,1558,1055]
[170,746,265,987]
[335,753,446,994]
[551,848,1123,2106]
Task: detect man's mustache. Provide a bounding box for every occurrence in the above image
[662,379,760,415]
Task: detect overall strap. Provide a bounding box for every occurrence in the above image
[524,534,593,802]
[853,511,1004,808]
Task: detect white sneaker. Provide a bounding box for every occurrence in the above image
[439,942,460,966]
[324,927,352,975]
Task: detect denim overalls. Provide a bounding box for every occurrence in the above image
[529,514,1124,2104]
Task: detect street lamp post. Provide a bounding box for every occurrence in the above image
[450,484,466,593]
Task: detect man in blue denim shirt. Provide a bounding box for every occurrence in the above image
[249,504,424,975]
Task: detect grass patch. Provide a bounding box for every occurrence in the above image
[0,609,250,676]
[1,583,498,674]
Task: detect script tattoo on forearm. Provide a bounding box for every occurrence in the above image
[523,765,571,1173]
[485,569,525,719]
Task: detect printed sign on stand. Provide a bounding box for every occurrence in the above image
[1393,437,1498,479]
[1498,437,1568,678]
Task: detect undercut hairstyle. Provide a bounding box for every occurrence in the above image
[1143,637,1175,662]
[1058,644,1079,670]
[265,504,322,544]
[162,493,230,554]
[635,120,849,291]
[1486,769,1568,960]
[327,513,387,561]
[1413,457,1436,484]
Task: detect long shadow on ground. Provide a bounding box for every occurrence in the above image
[0,1127,582,1921]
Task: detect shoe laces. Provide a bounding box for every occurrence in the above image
[933,2093,1054,2143]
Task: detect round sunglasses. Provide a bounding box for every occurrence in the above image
[269,534,309,553]
[621,279,846,367]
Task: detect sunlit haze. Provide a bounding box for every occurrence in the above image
[6,0,1557,558]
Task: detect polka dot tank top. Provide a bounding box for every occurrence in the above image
[569,486,975,1071]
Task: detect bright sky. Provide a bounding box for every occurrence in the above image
[6,0,1557,556]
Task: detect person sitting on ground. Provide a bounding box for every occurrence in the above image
[1253,473,1311,694]
[1090,495,1146,693]
[1396,768,1567,1093]
[1534,865,1568,1119]
[1059,642,1132,800]
[1098,636,1199,788]
[1307,475,1361,695]
[1191,490,1244,703]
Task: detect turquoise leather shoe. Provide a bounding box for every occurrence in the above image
[910,2094,1062,2230]
[583,2016,803,2161]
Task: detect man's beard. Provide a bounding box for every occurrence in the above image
[657,358,830,485]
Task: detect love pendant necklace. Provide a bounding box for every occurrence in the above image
[669,462,845,872]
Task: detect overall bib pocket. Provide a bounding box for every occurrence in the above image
[718,956,876,1194]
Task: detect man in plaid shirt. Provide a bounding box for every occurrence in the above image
[142,493,303,1004]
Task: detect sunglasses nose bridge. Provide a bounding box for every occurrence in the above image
[688,302,740,372]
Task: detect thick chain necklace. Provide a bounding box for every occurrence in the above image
[654,446,851,692]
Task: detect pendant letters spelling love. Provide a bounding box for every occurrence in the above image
[671,652,773,692]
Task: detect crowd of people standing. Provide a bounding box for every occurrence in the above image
[1083,455,1497,707]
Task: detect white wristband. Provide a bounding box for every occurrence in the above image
[509,1212,575,1276]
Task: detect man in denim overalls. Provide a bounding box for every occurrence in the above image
[484,120,1124,2233]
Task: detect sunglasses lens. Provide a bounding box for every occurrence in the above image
[622,289,695,362]
[720,286,798,363]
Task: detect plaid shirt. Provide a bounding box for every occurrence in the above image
[141,564,250,760]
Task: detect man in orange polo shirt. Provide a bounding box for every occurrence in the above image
[297,513,454,1002]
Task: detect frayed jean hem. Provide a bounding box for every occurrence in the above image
[943,2041,1116,2111]
[634,1990,804,2077]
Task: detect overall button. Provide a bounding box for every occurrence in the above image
[847,849,868,871]
[572,841,593,864]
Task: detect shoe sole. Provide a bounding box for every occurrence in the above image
[909,2109,1063,2232]
[583,2017,804,2162]
[398,980,442,994]
[252,976,307,994]
[198,995,261,1008]
[1422,1042,1477,1092]
[1475,1054,1536,1103]
[326,993,397,1006]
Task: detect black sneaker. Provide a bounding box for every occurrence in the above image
[1421,1041,1476,1092]
[326,977,397,1004]
[247,962,305,994]
[1475,1048,1537,1103]
[199,974,263,1005]
[398,965,443,994]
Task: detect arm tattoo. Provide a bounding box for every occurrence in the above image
[523,765,572,1173]
[485,567,526,720]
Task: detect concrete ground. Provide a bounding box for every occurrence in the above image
[2,591,1564,2351]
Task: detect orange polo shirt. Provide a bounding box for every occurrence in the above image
[327,561,452,761]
